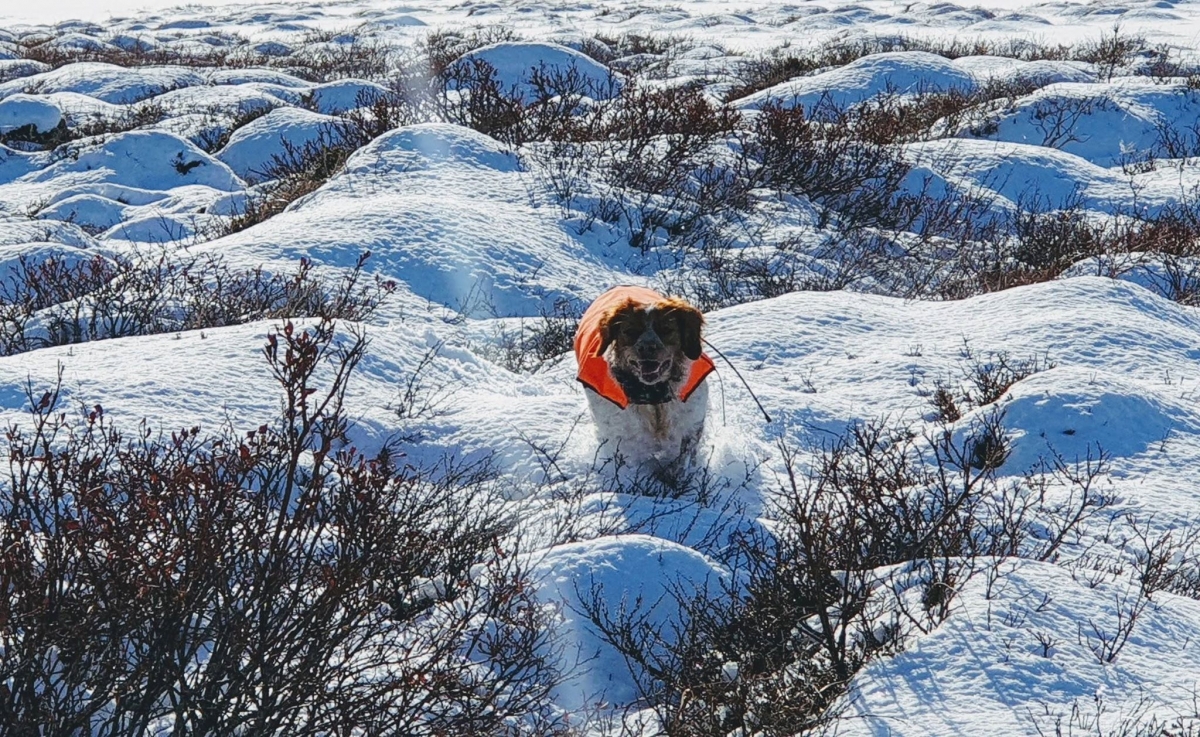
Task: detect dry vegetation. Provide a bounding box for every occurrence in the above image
[4,22,1200,735]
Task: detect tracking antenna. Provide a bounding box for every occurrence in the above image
[701,337,772,424]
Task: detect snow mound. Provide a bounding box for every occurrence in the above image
[734,51,979,112]
[33,32,118,54]
[37,193,129,232]
[26,130,241,192]
[951,56,1097,86]
[152,84,284,119]
[452,41,622,102]
[252,40,292,57]
[0,62,205,104]
[0,215,96,248]
[0,241,98,278]
[530,534,731,709]
[844,560,1200,737]
[205,68,310,88]
[216,106,340,183]
[968,80,1200,168]
[0,59,51,83]
[305,78,390,115]
[903,138,1192,214]
[343,122,521,174]
[0,93,61,133]
[985,367,1193,471]
[109,34,157,53]
[203,123,625,314]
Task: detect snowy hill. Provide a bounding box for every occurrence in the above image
[2,0,1200,734]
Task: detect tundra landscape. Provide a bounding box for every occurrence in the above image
[1,0,1200,734]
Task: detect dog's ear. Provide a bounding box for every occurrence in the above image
[667,300,704,360]
[596,301,632,356]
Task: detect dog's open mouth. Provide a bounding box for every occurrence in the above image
[637,358,671,383]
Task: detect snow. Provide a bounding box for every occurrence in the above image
[305,78,390,114]
[905,138,1200,214]
[204,123,627,314]
[16,130,240,194]
[216,106,339,182]
[530,534,732,710]
[845,560,1200,737]
[2,0,1200,733]
[734,51,979,112]
[0,93,62,133]
[961,79,1200,168]
[453,41,623,102]
[0,62,206,104]
[951,56,1097,86]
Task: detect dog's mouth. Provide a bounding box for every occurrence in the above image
[636,358,671,384]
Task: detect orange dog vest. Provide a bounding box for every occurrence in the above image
[574,286,716,409]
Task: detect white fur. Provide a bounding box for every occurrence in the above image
[585,377,708,470]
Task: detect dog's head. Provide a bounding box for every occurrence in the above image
[596,296,704,387]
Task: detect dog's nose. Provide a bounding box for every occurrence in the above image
[636,336,663,358]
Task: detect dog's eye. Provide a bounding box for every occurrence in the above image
[655,317,677,334]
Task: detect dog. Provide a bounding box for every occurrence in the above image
[574,286,714,475]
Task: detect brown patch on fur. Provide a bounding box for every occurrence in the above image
[655,297,704,360]
[596,297,641,357]
[596,294,705,387]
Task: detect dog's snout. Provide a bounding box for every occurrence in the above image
[635,331,664,357]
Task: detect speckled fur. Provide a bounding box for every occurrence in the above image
[583,296,709,470]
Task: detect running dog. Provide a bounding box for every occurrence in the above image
[573,286,714,470]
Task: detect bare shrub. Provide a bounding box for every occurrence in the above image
[1076,24,1147,81]
[0,319,566,735]
[1010,192,1103,270]
[1128,519,1200,599]
[926,342,1052,431]
[1004,191,1200,283]
[0,100,166,151]
[748,100,911,229]
[281,29,394,82]
[1031,692,1200,736]
[0,249,394,355]
[589,33,695,77]
[667,233,828,311]
[226,128,358,232]
[726,53,827,101]
[1028,94,1113,149]
[961,347,1055,407]
[437,58,528,143]
[482,298,583,374]
[531,79,747,253]
[437,55,620,148]
[597,83,745,251]
[854,78,1042,144]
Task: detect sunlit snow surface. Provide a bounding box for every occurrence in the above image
[3,0,1200,733]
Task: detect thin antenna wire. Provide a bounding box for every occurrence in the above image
[702,337,772,424]
[713,359,727,426]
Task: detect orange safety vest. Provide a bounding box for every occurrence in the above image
[574,286,715,409]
